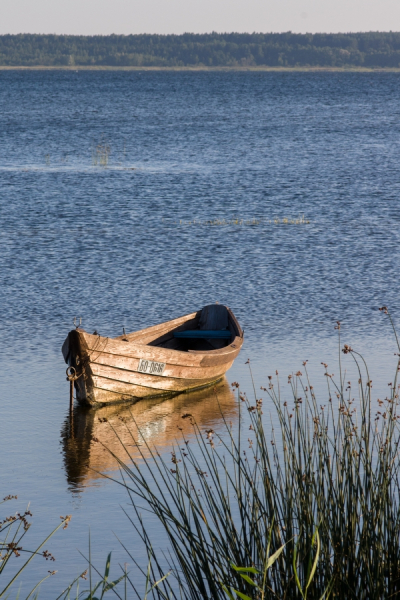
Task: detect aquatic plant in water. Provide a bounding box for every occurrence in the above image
[0,500,127,599]
[96,307,400,599]
[0,497,72,598]
[92,142,111,167]
[164,215,310,227]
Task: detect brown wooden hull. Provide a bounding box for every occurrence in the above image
[62,306,243,406]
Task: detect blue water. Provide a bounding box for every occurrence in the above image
[1,70,400,597]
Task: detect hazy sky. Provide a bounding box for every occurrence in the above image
[1,0,399,35]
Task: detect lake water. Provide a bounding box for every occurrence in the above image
[1,70,400,597]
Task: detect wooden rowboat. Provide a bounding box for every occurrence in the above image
[62,304,243,406]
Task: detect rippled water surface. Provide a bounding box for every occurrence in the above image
[1,70,400,596]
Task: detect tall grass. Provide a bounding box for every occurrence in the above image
[0,497,72,598]
[0,498,127,599]
[99,309,400,599]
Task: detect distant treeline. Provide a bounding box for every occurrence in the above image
[2,32,400,68]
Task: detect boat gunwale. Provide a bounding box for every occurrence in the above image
[95,306,242,352]
[80,306,243,367]
[85,334,243,358]
[113,311,199,343]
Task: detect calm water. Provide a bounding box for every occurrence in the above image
[1,70,400,597]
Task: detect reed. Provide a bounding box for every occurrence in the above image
[0,496,72,598]
[100,309,400,599]
[92,142,110,167]
[163,216,310,226]
[0,499,126,599]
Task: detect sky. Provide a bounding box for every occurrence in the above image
[1,0,399,35]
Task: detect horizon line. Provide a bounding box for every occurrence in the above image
[1,30,400,37]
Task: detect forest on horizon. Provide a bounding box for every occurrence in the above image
[2,32,400,67]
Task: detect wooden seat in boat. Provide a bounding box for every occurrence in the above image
[174,330,231,339]
[174,304,231,345]
[150,303,232,351]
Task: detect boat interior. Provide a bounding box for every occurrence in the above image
[146,304,239,352]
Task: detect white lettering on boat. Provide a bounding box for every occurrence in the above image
[137,359,166,375]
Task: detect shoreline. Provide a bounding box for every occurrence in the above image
[1,65,400,72]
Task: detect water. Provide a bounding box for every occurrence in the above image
[1,70,400,597]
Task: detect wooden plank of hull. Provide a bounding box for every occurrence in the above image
[82,333,242,368]
[82,333,240,368]
[91,375,225,404]
[89,352,235,381]
[90,363,227,392]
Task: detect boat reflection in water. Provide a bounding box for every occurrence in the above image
[61,378,238,491]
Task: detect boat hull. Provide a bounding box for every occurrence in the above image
[62,307,243,406]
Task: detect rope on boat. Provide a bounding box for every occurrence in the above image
[86,335,110,364]
[69,334,110,383]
